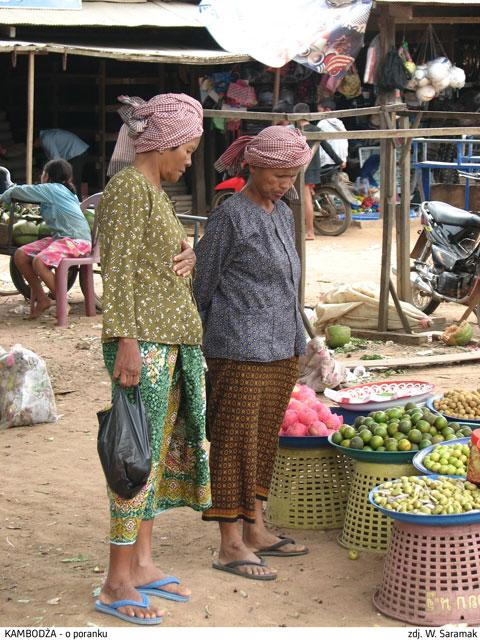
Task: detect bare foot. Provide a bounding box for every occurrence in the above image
[131,561,191,599]
[99,583,164,620]
[217,541,277,578]
[244,529,307,555]
[29,297,53,319]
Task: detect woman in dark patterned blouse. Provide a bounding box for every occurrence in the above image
[194,126,311,581]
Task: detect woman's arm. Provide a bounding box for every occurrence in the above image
[99,181,147,342]
[193,209,234,315]
[0,184,54,205]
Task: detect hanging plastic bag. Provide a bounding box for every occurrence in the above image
[0,344,57,429]
[97,386,151,500]
[377,47,412,91]
[364,35,380,84]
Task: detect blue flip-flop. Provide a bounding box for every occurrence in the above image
[137,576,190,602]
[95,593,163,625]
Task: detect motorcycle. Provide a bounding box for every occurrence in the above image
[410,190,480,322]
[211,163,356,236]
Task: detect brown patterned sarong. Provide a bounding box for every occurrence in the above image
[203,357,299,523]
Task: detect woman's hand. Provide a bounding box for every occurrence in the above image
[173,239,196,277]
[113,338,142,387]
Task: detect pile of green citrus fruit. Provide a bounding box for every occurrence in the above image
[422,443,470,476]
[330,402,473,452]
[373,476,480,516]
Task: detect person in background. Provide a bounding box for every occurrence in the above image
[96,93,211,625]
[0,159,91,319]
[292,102,343,240]
[194,126,310,582]
[272,101,293,127]
[36,129,89,197]
[316,98,348,169]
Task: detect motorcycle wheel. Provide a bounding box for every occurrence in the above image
[9,257,78,300]
[211,189,235,210]
[313,186,352,236]
[410,249,441,315]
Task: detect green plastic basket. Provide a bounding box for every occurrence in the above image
[266,445,354,530]
[338,460,418,553]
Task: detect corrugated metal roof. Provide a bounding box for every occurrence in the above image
[0,39,251,64]
[0,1,202,27]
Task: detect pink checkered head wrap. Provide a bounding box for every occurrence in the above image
[117,93,203,154]
[215,126,312,176]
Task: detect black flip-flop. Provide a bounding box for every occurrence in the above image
[256,536,309,557]
[212,558,277,581]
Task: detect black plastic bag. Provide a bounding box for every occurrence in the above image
[377,48,412,91]
[97,386,151,499]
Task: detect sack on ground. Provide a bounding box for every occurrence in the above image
[0,344,57,429]
[97,386,151,499]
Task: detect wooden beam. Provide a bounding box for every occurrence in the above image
[272,68,281,107]
[203,104,405,122]
[350,329,428,345]
[302,127,480,140]
[387,3,412,19]
[399,110,480,122]
[403,16,480,24]
[397,115,412,303]
[379,137,397,332]
[340,350,480,371]
[26,52,35,185]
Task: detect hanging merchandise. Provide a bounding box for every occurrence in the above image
[338,64,362,98]
[377,47,412,91]
[364,34,380,84]
[199,0,372,76]
[225,79,258,108]
[411,26,466,102]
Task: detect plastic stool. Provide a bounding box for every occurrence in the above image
[338,460,418,553]
[266,445,353,530]
[374,520,480,626]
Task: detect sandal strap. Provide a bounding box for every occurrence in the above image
[221,559,265,569]
[262,537,295,551]
[110,594,149,610]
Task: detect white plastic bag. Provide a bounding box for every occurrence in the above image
[0,344,57,428]
[298,337,346,392]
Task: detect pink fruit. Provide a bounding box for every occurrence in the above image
[289,422,309,437]
[298,406,317,426]
[283,409,298,428]
[309,422,329,436]
[288,399,303,413]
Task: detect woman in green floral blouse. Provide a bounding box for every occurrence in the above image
[95,94,211,626]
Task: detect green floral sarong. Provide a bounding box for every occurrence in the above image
[102,342,211,544]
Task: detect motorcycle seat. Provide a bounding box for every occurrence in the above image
[428,201,480,229]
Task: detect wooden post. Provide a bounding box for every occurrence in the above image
[204,118,216,208]
[291,167,306,307]
[272,68,281,107]
[377,5,397,331]
[99,60,106,189]
[26,52,35,185]
[397,115,412,302]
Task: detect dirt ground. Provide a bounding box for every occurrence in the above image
[1,218,479,629]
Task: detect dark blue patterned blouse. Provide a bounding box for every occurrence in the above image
[194,192,306,362]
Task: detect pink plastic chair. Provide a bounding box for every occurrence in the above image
[54,192,103,327]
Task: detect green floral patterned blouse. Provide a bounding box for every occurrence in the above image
[98,166,203,345]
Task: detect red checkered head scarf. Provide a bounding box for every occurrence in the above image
[117,93,203,154]
[215,126,312,177]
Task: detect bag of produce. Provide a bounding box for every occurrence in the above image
[441,321,473,346]
[0,344,57,429]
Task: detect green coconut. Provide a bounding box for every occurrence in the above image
[441,321,473,346]
[37,222,52,238]
[12,219,39,246]
[325,324,351,348]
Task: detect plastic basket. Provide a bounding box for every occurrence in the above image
[338,460,418,553]
[413,438,469,476]
[426,396,480,425]
[373,519,480,626]
[328,434,416,464]
[266,445,353,530]
[369,475,480,526]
